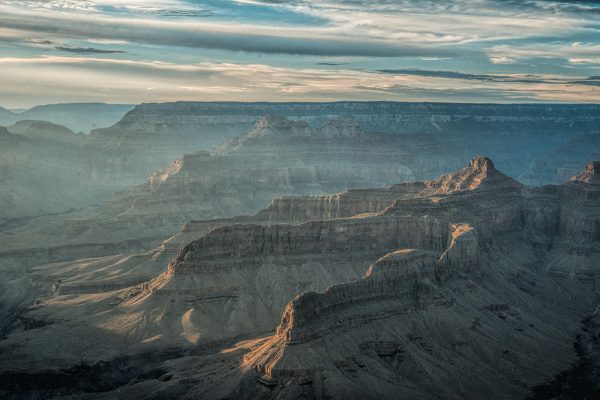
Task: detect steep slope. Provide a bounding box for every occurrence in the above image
[233,162,600,400]
[5,158,600,395]
[120,157,528,345]
[1,158,599,400]
[100,114,416,221]
[90,101,600,182]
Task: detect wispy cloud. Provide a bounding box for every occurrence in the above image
[1,56,599,108]
[0,6,456,58]
[55,46,127,54]
[378,69,562,84]
[0,0,598,106]
[487,43,600,66]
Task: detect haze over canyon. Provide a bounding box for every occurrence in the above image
[1,1,600,399]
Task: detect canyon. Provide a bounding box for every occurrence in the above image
[4,101,600,270]
[1,157,599,399]
[2,102,600,399]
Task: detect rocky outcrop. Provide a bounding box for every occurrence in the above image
[234,161,600,399]
[128,214,451,342]
[567,161,600,194]
[420,156,521,195]
[270,224,479,346]
[549,161,600,284]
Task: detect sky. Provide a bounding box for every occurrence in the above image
[0,0,600,108]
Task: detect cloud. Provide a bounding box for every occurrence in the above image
[316,62,348,66]
[488,43,600,65]
[54,46,127,54]
[0,1,599,106]
[0,7,457,58]
[87,38,128,45]
[489,56,515,65]
[571,76,600,86]
[1,55,599,109]
[377,69,564,85]
[25,39,56,46]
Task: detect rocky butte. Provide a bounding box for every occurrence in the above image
[1,157,600,399]
[3,102,600,275]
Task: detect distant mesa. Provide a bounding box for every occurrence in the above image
[7,120,80,140]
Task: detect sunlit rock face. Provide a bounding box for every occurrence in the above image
[132,157,532,344]
[234,160,600,400]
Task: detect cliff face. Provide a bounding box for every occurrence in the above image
[91,160,600,344]
[272,225,479,346]
[97,115,418,233]
[4,101,600,269]
[2,157,600,399]
[233,159,598,399]
[95,99,600,242]
[92,101,600,182]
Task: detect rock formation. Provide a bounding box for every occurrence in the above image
[2,158,600,400]
[3,101,600,270]
[2,101,600,399]
[232,159,600,399]
[0,114,419,270]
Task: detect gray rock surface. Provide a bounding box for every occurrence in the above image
[2,158,599,400]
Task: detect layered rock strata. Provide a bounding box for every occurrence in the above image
[2,158,600,400]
